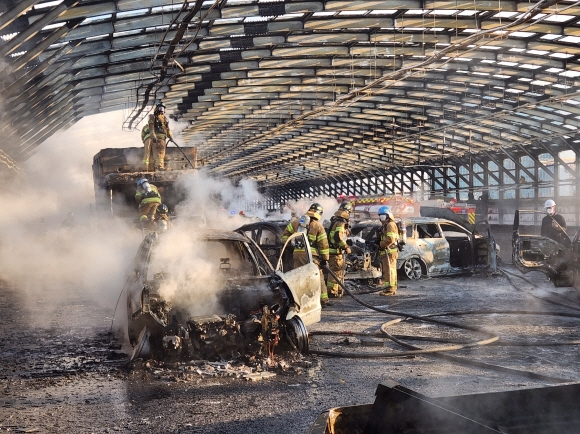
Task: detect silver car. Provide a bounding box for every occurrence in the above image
[349,207,497,280]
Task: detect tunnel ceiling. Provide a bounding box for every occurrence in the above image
[3,0,580,188]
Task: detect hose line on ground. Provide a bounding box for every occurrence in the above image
[313,266,499,356]
[499,267,580,312]
[310,266,576,383]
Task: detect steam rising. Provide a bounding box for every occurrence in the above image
[1,110,340,329]
[0,112,143,316]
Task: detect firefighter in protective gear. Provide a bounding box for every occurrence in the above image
[282,203,331,305]
[155,203,172,232]
[377,205,399,296]
[142,102,173,171]
[135,178,162,227]
[326,202,353,298]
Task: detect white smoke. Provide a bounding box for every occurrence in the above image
[0,112,143,319]
[0,108,338,328]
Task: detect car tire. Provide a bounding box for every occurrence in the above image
[402,258,423,280]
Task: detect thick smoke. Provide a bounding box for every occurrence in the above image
[0,112,143,325]
[1,108,339,329]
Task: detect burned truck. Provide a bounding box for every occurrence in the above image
[92,147,197,220]
[125,230,322,361]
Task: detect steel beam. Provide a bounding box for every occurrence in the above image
[0,0,42,32]
[0,0,79,57]
[7,18,84,72]
[1,40,83,100]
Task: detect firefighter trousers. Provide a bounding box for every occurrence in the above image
[143,137,167,169]
[381,251,398,291]
[326,254,345,297]
[139,202,160,222]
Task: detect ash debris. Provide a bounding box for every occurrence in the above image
[130,353,314,383]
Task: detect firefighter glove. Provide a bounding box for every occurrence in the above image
[319,259,328,268]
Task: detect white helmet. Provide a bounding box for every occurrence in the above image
[545,199,556,215]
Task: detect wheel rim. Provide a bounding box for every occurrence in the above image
[404,258,422,279]
[285,316,309,353]
[130,326,151,362]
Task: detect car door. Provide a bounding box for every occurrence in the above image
[275,232,321,326]
[472,219,497,272]
[512,210,572,284]
[439,221,473,271]
[414,222,450,275]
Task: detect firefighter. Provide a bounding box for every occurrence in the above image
[135,178,162,228]
[541,199,571,247]
[155,204,172,232]
[142,101,173,171]
[282,203,331,305]
[326,201,353,298]
[376,205,399,296]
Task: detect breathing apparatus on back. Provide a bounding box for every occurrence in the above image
[137,178,159,199]
[397,220,407,250]
[293,214,311,249]
[298,214,310,233]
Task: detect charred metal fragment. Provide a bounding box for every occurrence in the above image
[310,381,580,434]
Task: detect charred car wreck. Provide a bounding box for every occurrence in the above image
[125,230,321,361]
[349,207,498,280]
[512,209,580,294]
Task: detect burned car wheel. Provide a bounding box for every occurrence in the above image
[402,258,423,280]
[285,316,309,354]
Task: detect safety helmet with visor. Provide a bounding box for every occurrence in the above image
[155,101,165,114]
[137,178,152,194]
[545,199,556,216]
[378,205,394,222]
[156,204,169,215]
[307,203,323,220]
[339,201,353,214]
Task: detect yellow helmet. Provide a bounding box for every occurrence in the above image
[307,202,323,220]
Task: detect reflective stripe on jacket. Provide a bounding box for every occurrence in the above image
[282,219,329,259]
[148,113,171,140]
[379,220,399,256]
[135,184,162,205]
[328,218,348,255]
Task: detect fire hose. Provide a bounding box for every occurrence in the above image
[168,138,195,170]
[309,265,580,383]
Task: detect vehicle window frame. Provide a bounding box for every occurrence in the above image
[259,227,279,246]
[417,223,440,239]
[243,239,274,276]
[438,222,470,238]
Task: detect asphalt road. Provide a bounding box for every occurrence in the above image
[1,266,580,433]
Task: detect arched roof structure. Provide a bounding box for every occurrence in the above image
[2,0,580,191]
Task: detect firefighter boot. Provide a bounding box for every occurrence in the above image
[379,287,397,296]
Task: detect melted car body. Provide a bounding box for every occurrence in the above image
[512,209,580,288]
[125,230,320,360]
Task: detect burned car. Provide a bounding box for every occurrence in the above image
[512,209,580,289]
[236,220,288,268]
[349,207,497,280]
[237,220,382,281]
[125,229,321,360]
